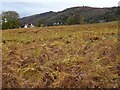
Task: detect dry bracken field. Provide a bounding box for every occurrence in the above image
[2,22,120,88]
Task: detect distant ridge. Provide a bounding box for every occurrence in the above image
[20,6,118,26]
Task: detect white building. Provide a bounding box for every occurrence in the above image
[99,20,105,23]
[24,24,35,28]
[4,18,7,23]
[30,24,34,28]
[24,24,28,28]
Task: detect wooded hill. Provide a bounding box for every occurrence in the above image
[20,6,119,26]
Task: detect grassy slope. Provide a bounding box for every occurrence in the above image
[2,22,119,88]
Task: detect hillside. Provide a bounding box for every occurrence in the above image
[2,22,119,88]
[20,6,118,26]
[20,11,56,26]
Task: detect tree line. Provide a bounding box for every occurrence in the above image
[1,8,119,30]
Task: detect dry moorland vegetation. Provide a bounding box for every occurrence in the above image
[2,22,120,88]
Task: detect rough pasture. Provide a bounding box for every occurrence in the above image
[2,22,119,88]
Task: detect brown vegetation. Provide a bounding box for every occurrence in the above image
[2,22,119,88]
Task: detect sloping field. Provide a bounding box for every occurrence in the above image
[2,22,119,88]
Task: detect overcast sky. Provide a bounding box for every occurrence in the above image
[1,0,120,18]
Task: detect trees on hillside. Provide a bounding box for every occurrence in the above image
[103,12,117,22]
[37,19,46,27]
[1,11,20,30]
[67,14,85,25]
[67,16,74,25]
